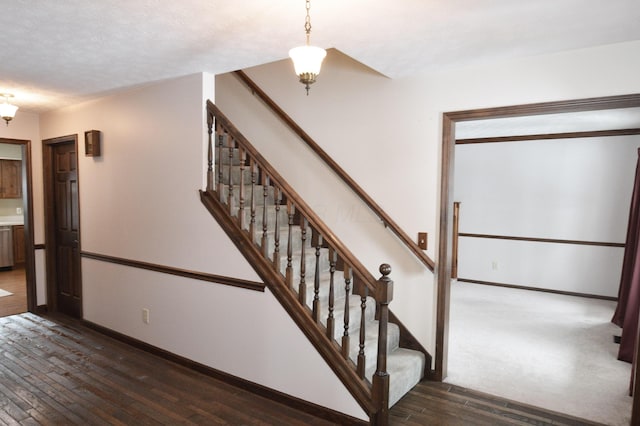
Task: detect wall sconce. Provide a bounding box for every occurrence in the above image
[0,94,18,126]
[85,130,101,157]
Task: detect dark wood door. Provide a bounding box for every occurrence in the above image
[52,142,81,317]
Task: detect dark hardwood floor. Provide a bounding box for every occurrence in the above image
[0,265,27,318]
[0,313,605,425]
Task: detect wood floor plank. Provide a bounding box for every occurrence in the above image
[0,312,610,425]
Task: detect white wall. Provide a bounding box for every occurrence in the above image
[0,109,46,303]
[216,40,640,360]
[455,136,638,297]
[38,73,366,420]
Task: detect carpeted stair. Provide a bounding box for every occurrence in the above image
[216,147,425,408]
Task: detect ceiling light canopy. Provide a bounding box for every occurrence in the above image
[289,0,326,95]
[0,94,18,126]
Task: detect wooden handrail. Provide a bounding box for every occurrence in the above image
[208,100,379,288]
[206,100,389,420]
[232,70,435,272]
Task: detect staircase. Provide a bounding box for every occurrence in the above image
[200,101,426,424]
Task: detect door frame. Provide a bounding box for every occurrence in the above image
[42,134,82,316]
[436,93,640,381]
[0,138,36,313]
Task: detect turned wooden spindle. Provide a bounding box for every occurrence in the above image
[217,131,224,201]
[342,266,352,359]
[238,148,246,228]
[357,283,368,379]
[312,231,323,322]
[285,202,295,290]
[249,159,257,240]
[326,248,337,339]
[372,263,393,426]
[261,174,270,257]
[226,134,235,212]
[298,217,307,305]
[206,111,213,191]
[273,187,282,272]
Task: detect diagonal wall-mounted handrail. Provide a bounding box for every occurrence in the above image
[233,70,435,272]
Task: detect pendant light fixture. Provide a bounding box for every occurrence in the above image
[0,94,18,126]
[289,0,326,95]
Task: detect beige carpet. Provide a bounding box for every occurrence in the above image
[0,288,12,298]
[445,280,632,426]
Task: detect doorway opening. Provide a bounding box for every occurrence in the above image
[43,135,82,318]
[436,93,640,422]
[0,138,36,318]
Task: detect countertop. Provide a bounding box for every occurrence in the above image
[0,215,24,226]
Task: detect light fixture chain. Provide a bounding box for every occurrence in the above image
[304,0,312,35]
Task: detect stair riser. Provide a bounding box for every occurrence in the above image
[302,277,347,307]
[281,250,331,281]
[221,185,277,205]
[254,227,311,255]
[215,149,242,166]
[316,295,377,341]
[218,165,254,185]
[237,206,290,232]
[347,322,400,362]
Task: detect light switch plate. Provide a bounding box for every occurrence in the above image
[418,232,427,250]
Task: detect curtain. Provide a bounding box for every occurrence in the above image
[613,148,640,364]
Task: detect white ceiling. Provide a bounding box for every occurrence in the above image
[1,0,639,113]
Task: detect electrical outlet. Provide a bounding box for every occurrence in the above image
[492,261,498,270]
[16,207,22,215]
[142,308,150,324]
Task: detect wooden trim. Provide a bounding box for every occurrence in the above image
[436,93,640,383]
[35,305,48,314]
[0,137,37,314]
[81,251,265,292]
[458,233,625,248]
[200,189,376,416]
[208,101,378,290]
[233,70,435,272]
[457,278,617,301]
[435,113,456,381]
[456,128,640,144]
[452,202,461,279]
[444,93,640,122]
[81,318,367,426]
[34,243,45,250]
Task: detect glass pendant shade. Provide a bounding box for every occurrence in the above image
[0,98,18,126]
[289,45,326,93]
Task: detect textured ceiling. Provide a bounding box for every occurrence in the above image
[1,0,639,113]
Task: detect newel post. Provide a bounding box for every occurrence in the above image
[372,263,393,426]
[206,108,214,192]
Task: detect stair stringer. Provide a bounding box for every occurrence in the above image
[200,189,377,418]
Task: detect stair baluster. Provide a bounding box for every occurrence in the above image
[326,248,336,339]
[342,266,352,359]
[261,174,270,257]
[273,188,281,272]
[217,131,224,201]
[312,231,323,322]
[298,217,307,305]
[249,158,257,241]
[227,133,235,213]
[238,148,246,229]
[286,202,295,290]
[207,109,213,191]
[358,284,368,378]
